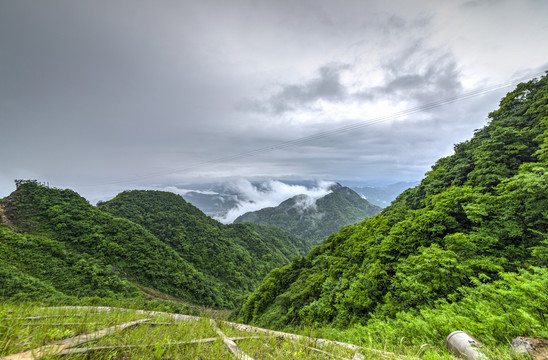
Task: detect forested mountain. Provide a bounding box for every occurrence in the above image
[234,184,381,249]
[98,190,307,300]
[0,225,140,301]
[0,183,304,308]
[238,74,548,344]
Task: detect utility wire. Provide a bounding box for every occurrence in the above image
[90,72,545,186]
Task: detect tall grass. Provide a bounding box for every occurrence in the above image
[0,303,534,359]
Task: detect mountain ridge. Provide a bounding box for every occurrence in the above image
[0,182,304,308]
[234,183,381,249]
[350,181,418,207]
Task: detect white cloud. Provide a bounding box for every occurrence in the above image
[214,179,335,224]
[162,186,219,196]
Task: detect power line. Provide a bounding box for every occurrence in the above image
[91,72,545,186]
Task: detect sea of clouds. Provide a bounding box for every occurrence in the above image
[212,179,336,223]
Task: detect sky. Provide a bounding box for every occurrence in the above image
[1,0,548,204]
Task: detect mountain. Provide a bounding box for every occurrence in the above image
[237,74,548,343]
[350,181,418,207]
[178,180,336,222]
[0,183,304,308]
[98,190,307,301]
[234,183,381,249]
[181,190,240,219]
[176,180,404,220]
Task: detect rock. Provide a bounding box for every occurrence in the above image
[512,337,548,360]
[512,337,534,356]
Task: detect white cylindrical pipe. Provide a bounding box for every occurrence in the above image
[446,331,488,359]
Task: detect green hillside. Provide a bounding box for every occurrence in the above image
[234,184,381,249]
[0,183,303,308]
[0,224,140,301]
[238,74,548,345]
[98,190,306,301]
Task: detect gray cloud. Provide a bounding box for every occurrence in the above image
[240,63,351,114]
[242,43,463,115]
[462,0,504,9]
[1,0,547,203]
[361,46,463,104]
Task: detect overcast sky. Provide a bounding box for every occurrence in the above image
[1,0,547,202]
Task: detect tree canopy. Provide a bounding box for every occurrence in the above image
[1,184,304,308]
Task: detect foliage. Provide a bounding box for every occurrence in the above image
[362,267,548,346]
[0,225,138,300]
[98,190,305,306]
[1,183,303,309]
[237,73,548,346]
[0,261,66,302]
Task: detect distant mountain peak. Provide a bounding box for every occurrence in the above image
[235,185,381,249]
[328,182,344,192]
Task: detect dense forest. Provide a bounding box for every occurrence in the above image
[234,183,381,250]
[0,184,304,308]
[238,73,548,345]
[98,190,307,302]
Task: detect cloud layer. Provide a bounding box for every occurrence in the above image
[1,0,548,202]
[214,179,336,224]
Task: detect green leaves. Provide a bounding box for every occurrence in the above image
[0,227,139,300]
[238,73,548,343]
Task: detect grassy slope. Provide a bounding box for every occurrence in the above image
[0,303,533,359]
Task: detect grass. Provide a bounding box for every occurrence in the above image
[0,304,232,359]
[0,303,534,359]
[295,325,533,360]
